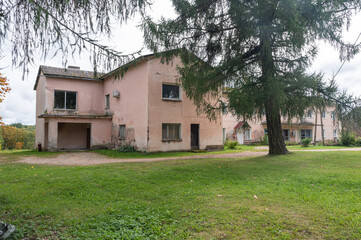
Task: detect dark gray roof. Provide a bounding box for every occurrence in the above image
[34,65,104,90]
[40,65,103,80]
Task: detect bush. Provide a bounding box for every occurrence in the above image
[285,141,299,146]
[225,140,239,149]
[259,135,269,145]
[118,144,137,153]
[301,138,311,147]
[340,131,355,146]
[15,142,23,150]
[355,138,361,146]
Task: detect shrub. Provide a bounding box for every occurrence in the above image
[340,131,355,146]
[301,138,311,147]
[259,135,269,145]
[285,141,298,146]
[225,140,239,149]
[118,144,137,153]
[355,138,361,146]
[15,142,23,150]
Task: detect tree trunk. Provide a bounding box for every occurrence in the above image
[320,107,325,145]
[313,108,318,146]
[258,0,288,155]
[265,102,289,155]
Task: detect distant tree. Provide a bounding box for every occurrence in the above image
[10,123,24,129]
[1,125,24,150]
[0,72,10,124]
[142,0,361,154]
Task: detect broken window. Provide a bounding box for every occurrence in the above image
[162,124,181,140]
[162,84,180,100]
[119,125,126,139]
[54,90,77,110]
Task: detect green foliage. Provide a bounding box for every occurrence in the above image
[285,141,299,146]
[118,144,137,153]
[0,124,35,150]
[142,0,359,154]
[259,135,269,145]
[340,131,356,146]
[224,140,239,149]
[355,138,361,146]
[301,138,311,147]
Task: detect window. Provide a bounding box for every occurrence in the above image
[331,111,336,119]
[322,129,325,138]
[119,125,126,139]
[322,111,326,118]
[54,90,77,110]
[162,124,181,140]
[300,129,312,139]
[264,128,268,135]
[162,84,180,100]
[105,94,110,109]
[307,110,313,118]
[245,129,252,140]
[283,129,290,141]
[333,129,338,137]
[223,128,226,140]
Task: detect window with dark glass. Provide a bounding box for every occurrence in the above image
[162,124,181,140]
[283,129,290,141]
[300,129,312,139]
[162,84,180,100]
[54,90,76,110]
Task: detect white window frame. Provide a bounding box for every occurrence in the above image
[245,129,252,140]
[119,125,126,140]
[333,129,338,138]
[162,83,181,100]
[162,123,182,141]
[105,94,110,109]
[54,90,77,110]
[307,110,313,118]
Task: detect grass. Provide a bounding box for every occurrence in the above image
[1,151,361,239]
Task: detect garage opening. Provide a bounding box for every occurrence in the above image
[57,123,91,150]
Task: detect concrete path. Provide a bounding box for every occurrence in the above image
[16,148,361,166]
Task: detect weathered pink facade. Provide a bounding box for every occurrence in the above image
[223,106,341,144]
[35,56,223,151]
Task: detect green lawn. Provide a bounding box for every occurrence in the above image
[1,151,361,239]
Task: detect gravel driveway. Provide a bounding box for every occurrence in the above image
[16,148,361,166]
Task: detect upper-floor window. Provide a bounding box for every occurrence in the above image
[54,90,77,110]
[105,94,110,109]
[322,111,326,118]
[331,111,336,119]
[162,84,180,100]
[307,110,313,118]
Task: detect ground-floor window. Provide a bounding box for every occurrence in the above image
[162,124,181,140]
[223,128,226,140]
[333,129,338,138]
[119,125,126,139]
[300,129,312,139]
[283,129,290,141]
[245,129,252,140]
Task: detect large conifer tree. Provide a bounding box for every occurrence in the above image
[142,0,361,154]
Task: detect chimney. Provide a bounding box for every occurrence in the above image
[68,66,80,70]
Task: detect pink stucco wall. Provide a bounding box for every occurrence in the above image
[102,61,149,151]
[147,58,223,151]
[222,105,340,144]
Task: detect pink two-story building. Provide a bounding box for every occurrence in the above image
[34,55,223,151]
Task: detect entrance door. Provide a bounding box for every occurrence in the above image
[237,130,244,144]
[191,124,199,150]
[86,126,91,149]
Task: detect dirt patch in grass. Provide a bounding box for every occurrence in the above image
[17,151,267,166]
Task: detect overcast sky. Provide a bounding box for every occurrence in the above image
[1,1,361,125]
